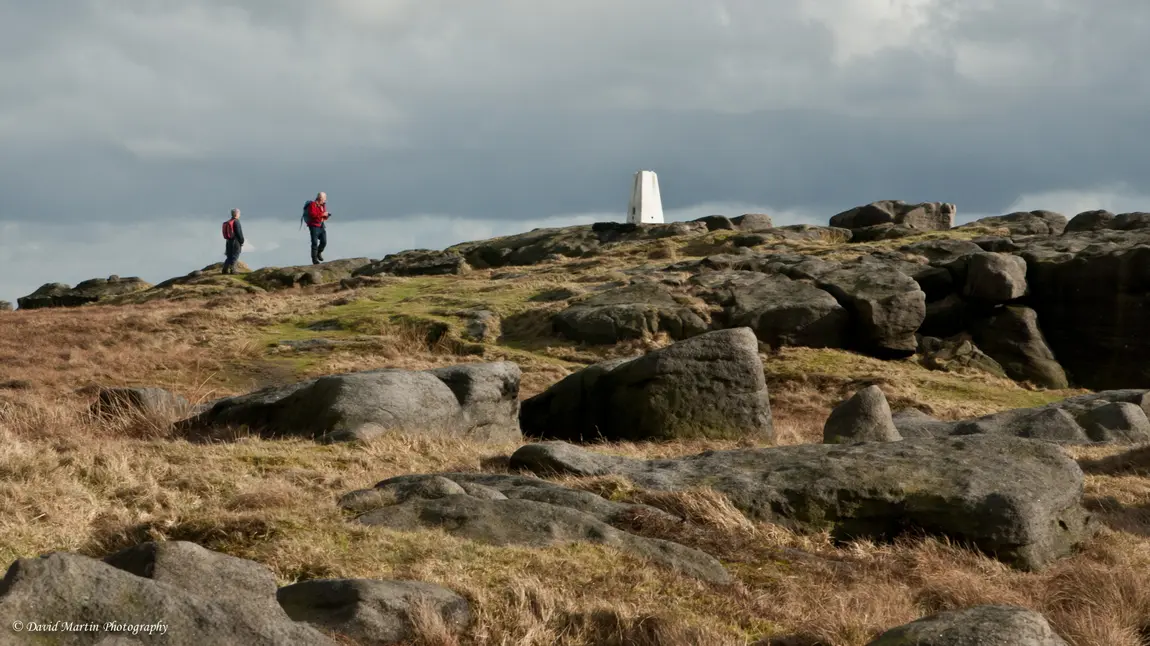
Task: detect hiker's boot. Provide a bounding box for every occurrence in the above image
[316,254,324,263]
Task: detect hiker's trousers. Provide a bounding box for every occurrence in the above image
[309,224,327,261]
[223,238,242,272]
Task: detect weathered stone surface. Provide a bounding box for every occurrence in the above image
[830,200,955,231]
[969,306,1068,389]
[103,541,288,620]
[917,335,1008,378]
[520,328,772,442]
[511,435,1095,570]
[898,239,984,263]
[278,579,471,644]
[691,271,848,348]
[866,604,1069,646]
[960,210,1068,236]
[731,213,775,231]
[848,223,921,242]
[17,276,152,309]
[822,386,901,444]
[457,308,501,342]
[449,222,709,269]
[91,387,190,418]
[343,473,730,584]
[893,389,1150,445]
[920,294,967,338]
[0,552,334,645]
[1025,233,1150,389]
[816,262,926,358]
[1113,211,1150,230]
[246,258,373,290]
[1065,209,1150,233]
[1075,402,1150,443]
[963,252,1028,302]
[185,362,521,443]
[353,250,470,277]
[670,251,839,281]
[1065,209,1116,232]
[694,215,736,231]
[552,282,709,344]
[889,409,948,438]
[957,407,1086,443]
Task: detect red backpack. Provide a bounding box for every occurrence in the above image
[222,220,235,240]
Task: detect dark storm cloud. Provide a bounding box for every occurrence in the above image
[3,0,1150,303]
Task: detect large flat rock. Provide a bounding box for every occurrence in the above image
[552,282,709,344]
[815,261,926,358]
[510,435,1096,571]
[341,473,731,584]
[691,271,848,348]
[866,604,1068,646]
[184,362,521,443]
[17,276,152,309]
[894,389,1150,445]
[0,552,334,645]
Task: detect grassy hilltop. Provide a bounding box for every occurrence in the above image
[1,223,1148,645]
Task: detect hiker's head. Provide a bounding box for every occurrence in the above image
[231,208,240,219]
[316,192,326,205]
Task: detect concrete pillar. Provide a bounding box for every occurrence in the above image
[627,170,664,224]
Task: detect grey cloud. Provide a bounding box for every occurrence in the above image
[3,0,1150,291]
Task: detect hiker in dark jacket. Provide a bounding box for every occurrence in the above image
[221,208,245,274]
[303,192,331,264]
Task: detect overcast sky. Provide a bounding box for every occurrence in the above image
[3,0,1150,304]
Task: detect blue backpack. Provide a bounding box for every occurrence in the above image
[299,201,311,229]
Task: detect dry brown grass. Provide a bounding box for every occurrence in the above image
[2,386,1148,645]
[2,265,1149,645]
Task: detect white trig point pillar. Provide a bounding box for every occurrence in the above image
[627,170,664,224]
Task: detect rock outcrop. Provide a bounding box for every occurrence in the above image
[894,389,1150,444]
[960,210,1068,236]
[19,199,1150,392]
[815,262,926,358]
[519,328,773,442]
[184,362,521,443]
[552,282,709,344]
[830,200,955,231]
[0,548,335,645]
[17,276,152,309]
[866,605,1068,646]
[962,252,1028,302]
[354,250,470,277]
[1064,209,1150,232]
[449,221,708,269]
[693,213,775,232]
[341,473,731,584]
[245,258,373,290]
[103,541,290,620]
[968,306,1068,389]
[692,271,848,348]
[510,435,1096,571]
[277,579,471,645]
[0,542,473,645]
[1024,231,1150,389]
[916,334,1007,378]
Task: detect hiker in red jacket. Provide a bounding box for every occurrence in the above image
[303,192,332,264]
[221,208,245,274]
